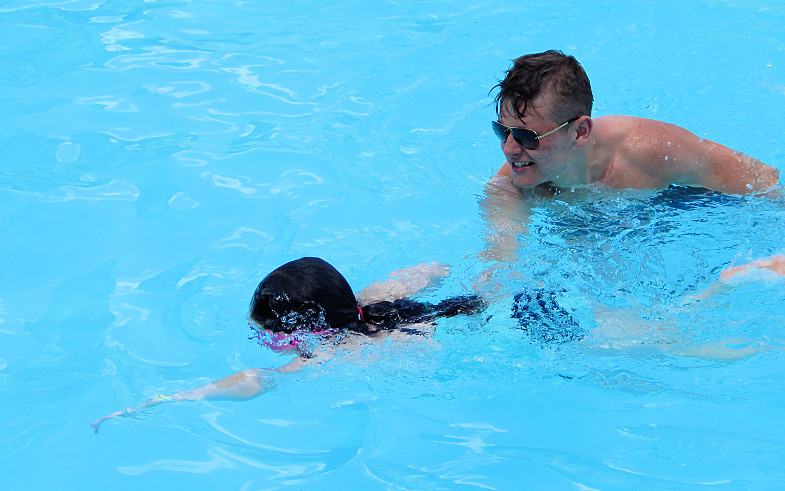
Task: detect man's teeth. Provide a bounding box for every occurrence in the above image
[511,161,534,168]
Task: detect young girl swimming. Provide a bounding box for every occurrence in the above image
[90,257,485,433]
[91,254,785,433]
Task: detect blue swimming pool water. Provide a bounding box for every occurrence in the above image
[2,0,785,488]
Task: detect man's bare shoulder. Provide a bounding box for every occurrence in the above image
[592,115,687,141]
[590,116,704,188]
[589,115,667,164]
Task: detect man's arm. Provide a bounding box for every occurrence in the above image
[478,175,530,262]
[675,138,778,194]
[719,255,785,281]
[628,118,779,194]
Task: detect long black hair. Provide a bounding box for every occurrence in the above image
[249,257,485,335]
[250,257,359,333]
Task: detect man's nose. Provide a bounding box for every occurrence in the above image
[502,133,523,155]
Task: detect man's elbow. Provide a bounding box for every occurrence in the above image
[742,160,779,193]
[704,157,780,194]
[762,165,780,188]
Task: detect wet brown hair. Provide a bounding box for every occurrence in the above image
[493,50,593,123]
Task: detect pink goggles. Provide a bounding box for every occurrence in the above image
[250,323,336,352]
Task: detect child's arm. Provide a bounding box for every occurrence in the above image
[90,355,314,434]
[355,262,450,304]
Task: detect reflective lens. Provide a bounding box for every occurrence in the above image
[491,121,539,149]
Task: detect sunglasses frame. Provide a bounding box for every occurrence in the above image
[492,116,580,150]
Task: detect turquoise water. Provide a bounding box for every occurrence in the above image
[2,0,785,488]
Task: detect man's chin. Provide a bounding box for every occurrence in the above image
[510,174,544,190]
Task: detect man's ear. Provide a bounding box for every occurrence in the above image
[573,116,592,147]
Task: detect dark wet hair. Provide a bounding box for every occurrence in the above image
[250,257,486,335]
[359,295,486,332]
[250,257,359,334]
[492,50,593,123]
[512,288,585,344]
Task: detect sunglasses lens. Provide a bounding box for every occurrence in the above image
[491,121,509,142]
[511,128,538,150]
[491,122,538,150]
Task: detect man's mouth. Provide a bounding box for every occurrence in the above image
[510,161,534,169]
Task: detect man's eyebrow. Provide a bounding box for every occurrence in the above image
[500,113,527,125]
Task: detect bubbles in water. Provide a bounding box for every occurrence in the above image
[55,142,81,163]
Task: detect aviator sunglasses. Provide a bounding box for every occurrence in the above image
[491,116,580,150]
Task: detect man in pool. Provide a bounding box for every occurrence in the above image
[490,50,779,196]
